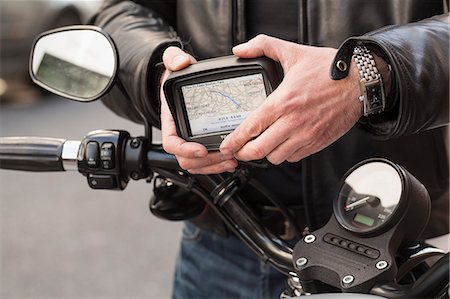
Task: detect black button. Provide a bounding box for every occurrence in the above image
[340,240,349,247]
[365,249,380,259]
[357,246,366,253]
[88,174,117,189]
[349,243,357,250]
[86,142,99,168]
[102,160,113,169]
[331,237,340,244]
[101,143,115,169]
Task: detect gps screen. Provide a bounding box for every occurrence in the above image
[181,73,266,137]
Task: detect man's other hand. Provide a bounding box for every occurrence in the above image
[220,35,364,164]
[160,46,238,174]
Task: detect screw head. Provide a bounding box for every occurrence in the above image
[376,260,388,270]
[130,138,141,148]
[304,234,316,244]
[342,275,355,286]
[131,171,140,180]
[295,257,308,269]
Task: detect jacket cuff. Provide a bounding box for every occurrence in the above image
[330,36,400,139]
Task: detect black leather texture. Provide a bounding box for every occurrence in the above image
[92,0,450,238]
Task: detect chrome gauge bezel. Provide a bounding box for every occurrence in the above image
[333,158,408,236]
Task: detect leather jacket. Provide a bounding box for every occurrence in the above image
[92,0,449,238]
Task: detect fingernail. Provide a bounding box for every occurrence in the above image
[224,161,235,169]
[233,43,248,52]
[173,55,187,67]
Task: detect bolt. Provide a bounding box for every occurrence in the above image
[295,257,308,269]
[342,275,355,287]
[376,260,388,270]
[131,171,140,180]
[130,138,141,148]
[304,234,316,244]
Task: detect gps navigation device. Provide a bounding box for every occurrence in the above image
[163,55,283,150]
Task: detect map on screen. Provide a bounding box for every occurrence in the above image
[181,73,266,136]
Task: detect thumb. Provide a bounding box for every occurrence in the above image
[232,34,285,62]
[162,46,194,71]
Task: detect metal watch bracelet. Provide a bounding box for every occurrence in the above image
[353,46,386,116]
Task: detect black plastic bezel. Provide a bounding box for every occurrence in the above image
[29,25,119,102]
[163,56,282,150]
[333,158,408,237]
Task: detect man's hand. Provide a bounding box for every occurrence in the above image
[160,47,238,174]
[219,35,365,164]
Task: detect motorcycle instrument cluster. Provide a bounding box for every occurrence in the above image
[292,158,431,293]
[334,161,403,235]
[163,56,283,150]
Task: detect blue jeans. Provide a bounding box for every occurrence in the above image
[172,221,287,299]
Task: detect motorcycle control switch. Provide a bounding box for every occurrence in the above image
[78,130,131,190]
[86,142,99,168]
[100,142,115,169]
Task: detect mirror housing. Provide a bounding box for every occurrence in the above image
[30,25,118,102]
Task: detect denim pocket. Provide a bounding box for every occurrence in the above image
[181,221,201,243]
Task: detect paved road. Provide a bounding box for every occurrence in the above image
[0,96,182,298]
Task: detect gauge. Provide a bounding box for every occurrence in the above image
[334,160,405,235]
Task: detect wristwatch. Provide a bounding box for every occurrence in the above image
[353,46,386,116]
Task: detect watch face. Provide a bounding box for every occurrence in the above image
[364,80,385,115]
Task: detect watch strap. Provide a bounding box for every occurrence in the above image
[353,46,386,116]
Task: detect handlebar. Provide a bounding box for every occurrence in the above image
[1,134,448,298]
[0,137,68,172]
[0,135,295,274]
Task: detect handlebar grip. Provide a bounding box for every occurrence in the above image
[0,137,66,172]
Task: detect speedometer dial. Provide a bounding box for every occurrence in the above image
[334,160,404,235]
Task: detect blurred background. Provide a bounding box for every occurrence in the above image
[0,1,181,298]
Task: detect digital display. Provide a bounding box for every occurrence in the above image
[181,74,266,137]
[354,213,375,227]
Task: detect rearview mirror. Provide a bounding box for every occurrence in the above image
[30,26,118,102]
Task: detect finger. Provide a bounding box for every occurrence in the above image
[160,112,207,158]
[188,159,238,175]
[232,120,289,161]
[176,152,235,170]
[163,136,209,159]
[219,81,290,155]
[286,143,316,163]
[160,99,208,158]
[232,34,290,62]
[219,102,278,155]
[266,137,308,165]
[162,46,196,71]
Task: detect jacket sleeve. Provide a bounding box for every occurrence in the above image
[90,0,183,128]
[331,14,449,139]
